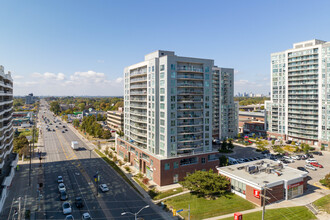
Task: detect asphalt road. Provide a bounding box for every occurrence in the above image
[38,102,165,220]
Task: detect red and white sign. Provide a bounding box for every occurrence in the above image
[234,212,242,220]
[288,181,304,189]
[253,189,260,198]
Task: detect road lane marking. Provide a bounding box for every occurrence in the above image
[313,182,329,190]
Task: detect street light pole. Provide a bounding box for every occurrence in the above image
[29,139,31,186]
[121,205,150,220]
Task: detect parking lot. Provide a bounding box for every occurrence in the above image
[221,144,330,185]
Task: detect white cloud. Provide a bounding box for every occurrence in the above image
[12,75,24,79]
[14,70,124,96]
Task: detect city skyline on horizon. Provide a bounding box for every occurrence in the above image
[1,0,330,96]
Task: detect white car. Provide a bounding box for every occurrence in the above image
[99,184,109,192]
[82,212,92,220]
[58,176,63,183]
[306,158,317,163]
[305,164,317,171]
[65,215,74,220]
[58,183,66,192]
[62,202,72,215]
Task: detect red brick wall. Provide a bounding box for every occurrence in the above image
[266,184,284,204]
[116,139,219,186]
[246,185,262,206]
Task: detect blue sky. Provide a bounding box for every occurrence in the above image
[1,0,330,96]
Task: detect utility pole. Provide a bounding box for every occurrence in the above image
[261,184,271,220]
[18,197,21,220]
[188,204,190,220]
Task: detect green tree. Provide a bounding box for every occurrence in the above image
[252,133,256,139]
[219,155,228,167]
[271,140,275,145]
[237,133,241,139]
[117,130,124,137]
[78,103,86,111]
[301,143,311,154]
[13,135,29,156]
[320,173,330,188]
[291,141,296,146]
[180,169,230,198]
[73,119,80,127]
[50,101,60,115]
[102,129,112,139]
[220,140,227,151]
[63,115,68,122]
[227,139,234,150]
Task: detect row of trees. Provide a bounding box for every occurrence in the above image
[80,115,112,139]
[234,97,270,106]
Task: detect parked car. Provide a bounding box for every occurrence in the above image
[75,197,84,208]
[297,167,309,173]
[291,155,301,160]
[60,191,68,201]
[82,213,92,220]
[261,150,270,154]
[306,158,317,163]
[237,158,246,163]
[58,176,63,183]
[283,156,294,163]
[65,215,74,220]
[310,162,323,168]
[62,131,65,133]
[312,151,323,156]
[62,202,72,215]
[305,164,317,171]
[58,183,66,192]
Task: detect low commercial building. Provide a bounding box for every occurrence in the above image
[217,159,308,206]
[107,107,124,132]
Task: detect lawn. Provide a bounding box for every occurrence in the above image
[221,206,316,220]
[314,194,330,214]
[153,187,184,200]
[163,193,255,220]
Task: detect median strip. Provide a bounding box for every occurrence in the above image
[94,149,143,197]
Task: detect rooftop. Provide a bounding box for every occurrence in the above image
[217,159,308,188]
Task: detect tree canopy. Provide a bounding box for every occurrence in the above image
[180,169,230,198]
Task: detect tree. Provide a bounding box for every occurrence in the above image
[180,169,230,198]
[50,101,60,115]
[13,135,29,156]
[271,140,275,145]
[291,141,296,146]
[97,114,104,121]
[102,129,112,139]
[301,143,311,154]
[237,133,241,139]
[78,103,86,111]
[117,130,124,137]
[227,139,234,150]
[73,119,80,128]
[220,140,227,151]
[62,115,68,122]
[219,155,228,167]
[252,133,256,139]
[320,173,330,188]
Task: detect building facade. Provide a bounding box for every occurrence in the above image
[212,67,238,140]
[217,159,308,206]
[0,66,18,212]
[117,50,237,186]
[266,40,330,150]
[107,107,124,132]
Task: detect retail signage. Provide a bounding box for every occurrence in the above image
[288,181,304,189]
[253,189,260,198]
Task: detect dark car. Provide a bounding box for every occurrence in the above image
[297,166,309,173]
[312,151,323,156]
[62,131,65,133]
[52,129,55,132]
[261,150,270,154]
[63,125,66,128]
[65,129,68,131]
[60,191,68,201]
[75,197,84,208]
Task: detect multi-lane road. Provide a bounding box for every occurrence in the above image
[3,100,167,220]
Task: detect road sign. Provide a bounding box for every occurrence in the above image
[177,209,184,213]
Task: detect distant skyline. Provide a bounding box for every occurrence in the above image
[1,0,330,96]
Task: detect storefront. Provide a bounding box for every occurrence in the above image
[287,181,304,199]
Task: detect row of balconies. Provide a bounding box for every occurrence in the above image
[288,119,318,126]
[177,89,203,95]
[129,133,147,144]
[177,112,203,119]
[177,82,203,88]
[288,129,318,136]
[130,76,147,83]
[288,55,318,62]
[177,127,203,134]
[177,74,204,80]
[288,115,318,120]
[130,90,147,95]
[288,96,318,100]
[130,83,147,89]
[130,122,147,130]
[288,105,318,110]
[288,86,318,90]
[130,103,147,108]
[288,110,318,115]
[130,69,147,77]
[130,97,147,102]
[288,60,318,67]
[130,115,147,123]
[130,109,147,116]
[288,76,318,81]
[288,132,317,140]
[177,66,204,73]
[288,124,318,130]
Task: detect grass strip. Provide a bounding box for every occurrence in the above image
[153,187,184,200]
[94,149,143,197]
[313,194,330,214]
[221,206,316,220]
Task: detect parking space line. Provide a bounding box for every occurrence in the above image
[313,182,329,190]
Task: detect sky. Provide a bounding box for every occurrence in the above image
[1,0,330,96]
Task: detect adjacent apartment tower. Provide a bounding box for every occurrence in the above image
[0,65,18,212]
[266,40,330,150]
[116,50,237,186]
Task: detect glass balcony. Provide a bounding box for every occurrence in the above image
[177,66,203,72]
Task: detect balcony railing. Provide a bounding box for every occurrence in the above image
[177,66,203,72]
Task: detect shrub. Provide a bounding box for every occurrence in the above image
[291,141,296,146]
[108,151,113,158]
[321,145,325,151]
[104,146,109,155]
[136,173,144,179]
[113,156,118,163]
[124,166,131,172]
[118,160,123,166]
[142,177,149,185]
[111,147,115,151]
[148,189,159,199]
[124,157,128,162]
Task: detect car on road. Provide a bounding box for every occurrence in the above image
[312,151,323,156]
[297,167,309,173]
[99,184,109,192]
[62,202,72,215]
[60,191,68,201]
[63,125,66,128]
[237,158,245,163]
[58,183,66,192]
[58,176,63,183]
[62,131,65,133]
[305,164,317,171]
[82,213,91,220]
[306,158,317,163]
[65,129,68,131]
[310,162,323,168]
[65,215,74,220]
[53,129,55,132]
[75,197,84,208]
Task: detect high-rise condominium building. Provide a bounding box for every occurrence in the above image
[0,66,17,212]
[266,40,330,150]
[116,50,237,186]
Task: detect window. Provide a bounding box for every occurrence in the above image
[160,135,165,141]
[165,163,170,170]
[160,103,165,109]
[171,103,176,110]
[173,174,179,183]
[160,127,165,133]
[160,65,165,71]
[171,72,176,78]
[160,112,165,118]
[160,80,165,87]
[160,142,165,149]
[160,149,165,156]
[201,158,206,164]
[205,67,209,72]
[205,74,209,80]
[173,161,179,169]
[160,119,165,126]
[171,96,176,102]
[171,136,175,142]
[171,120,176,126]
[160,96,165,102]
[160,88,165,94]
[180,157,198,166]
[171,88,176,94]
[171,112,175,119]
[171,64,175,70]
[205,118,209,124]
[160,72,165,79]
[208,154,218,161]
[152,66,154,72]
